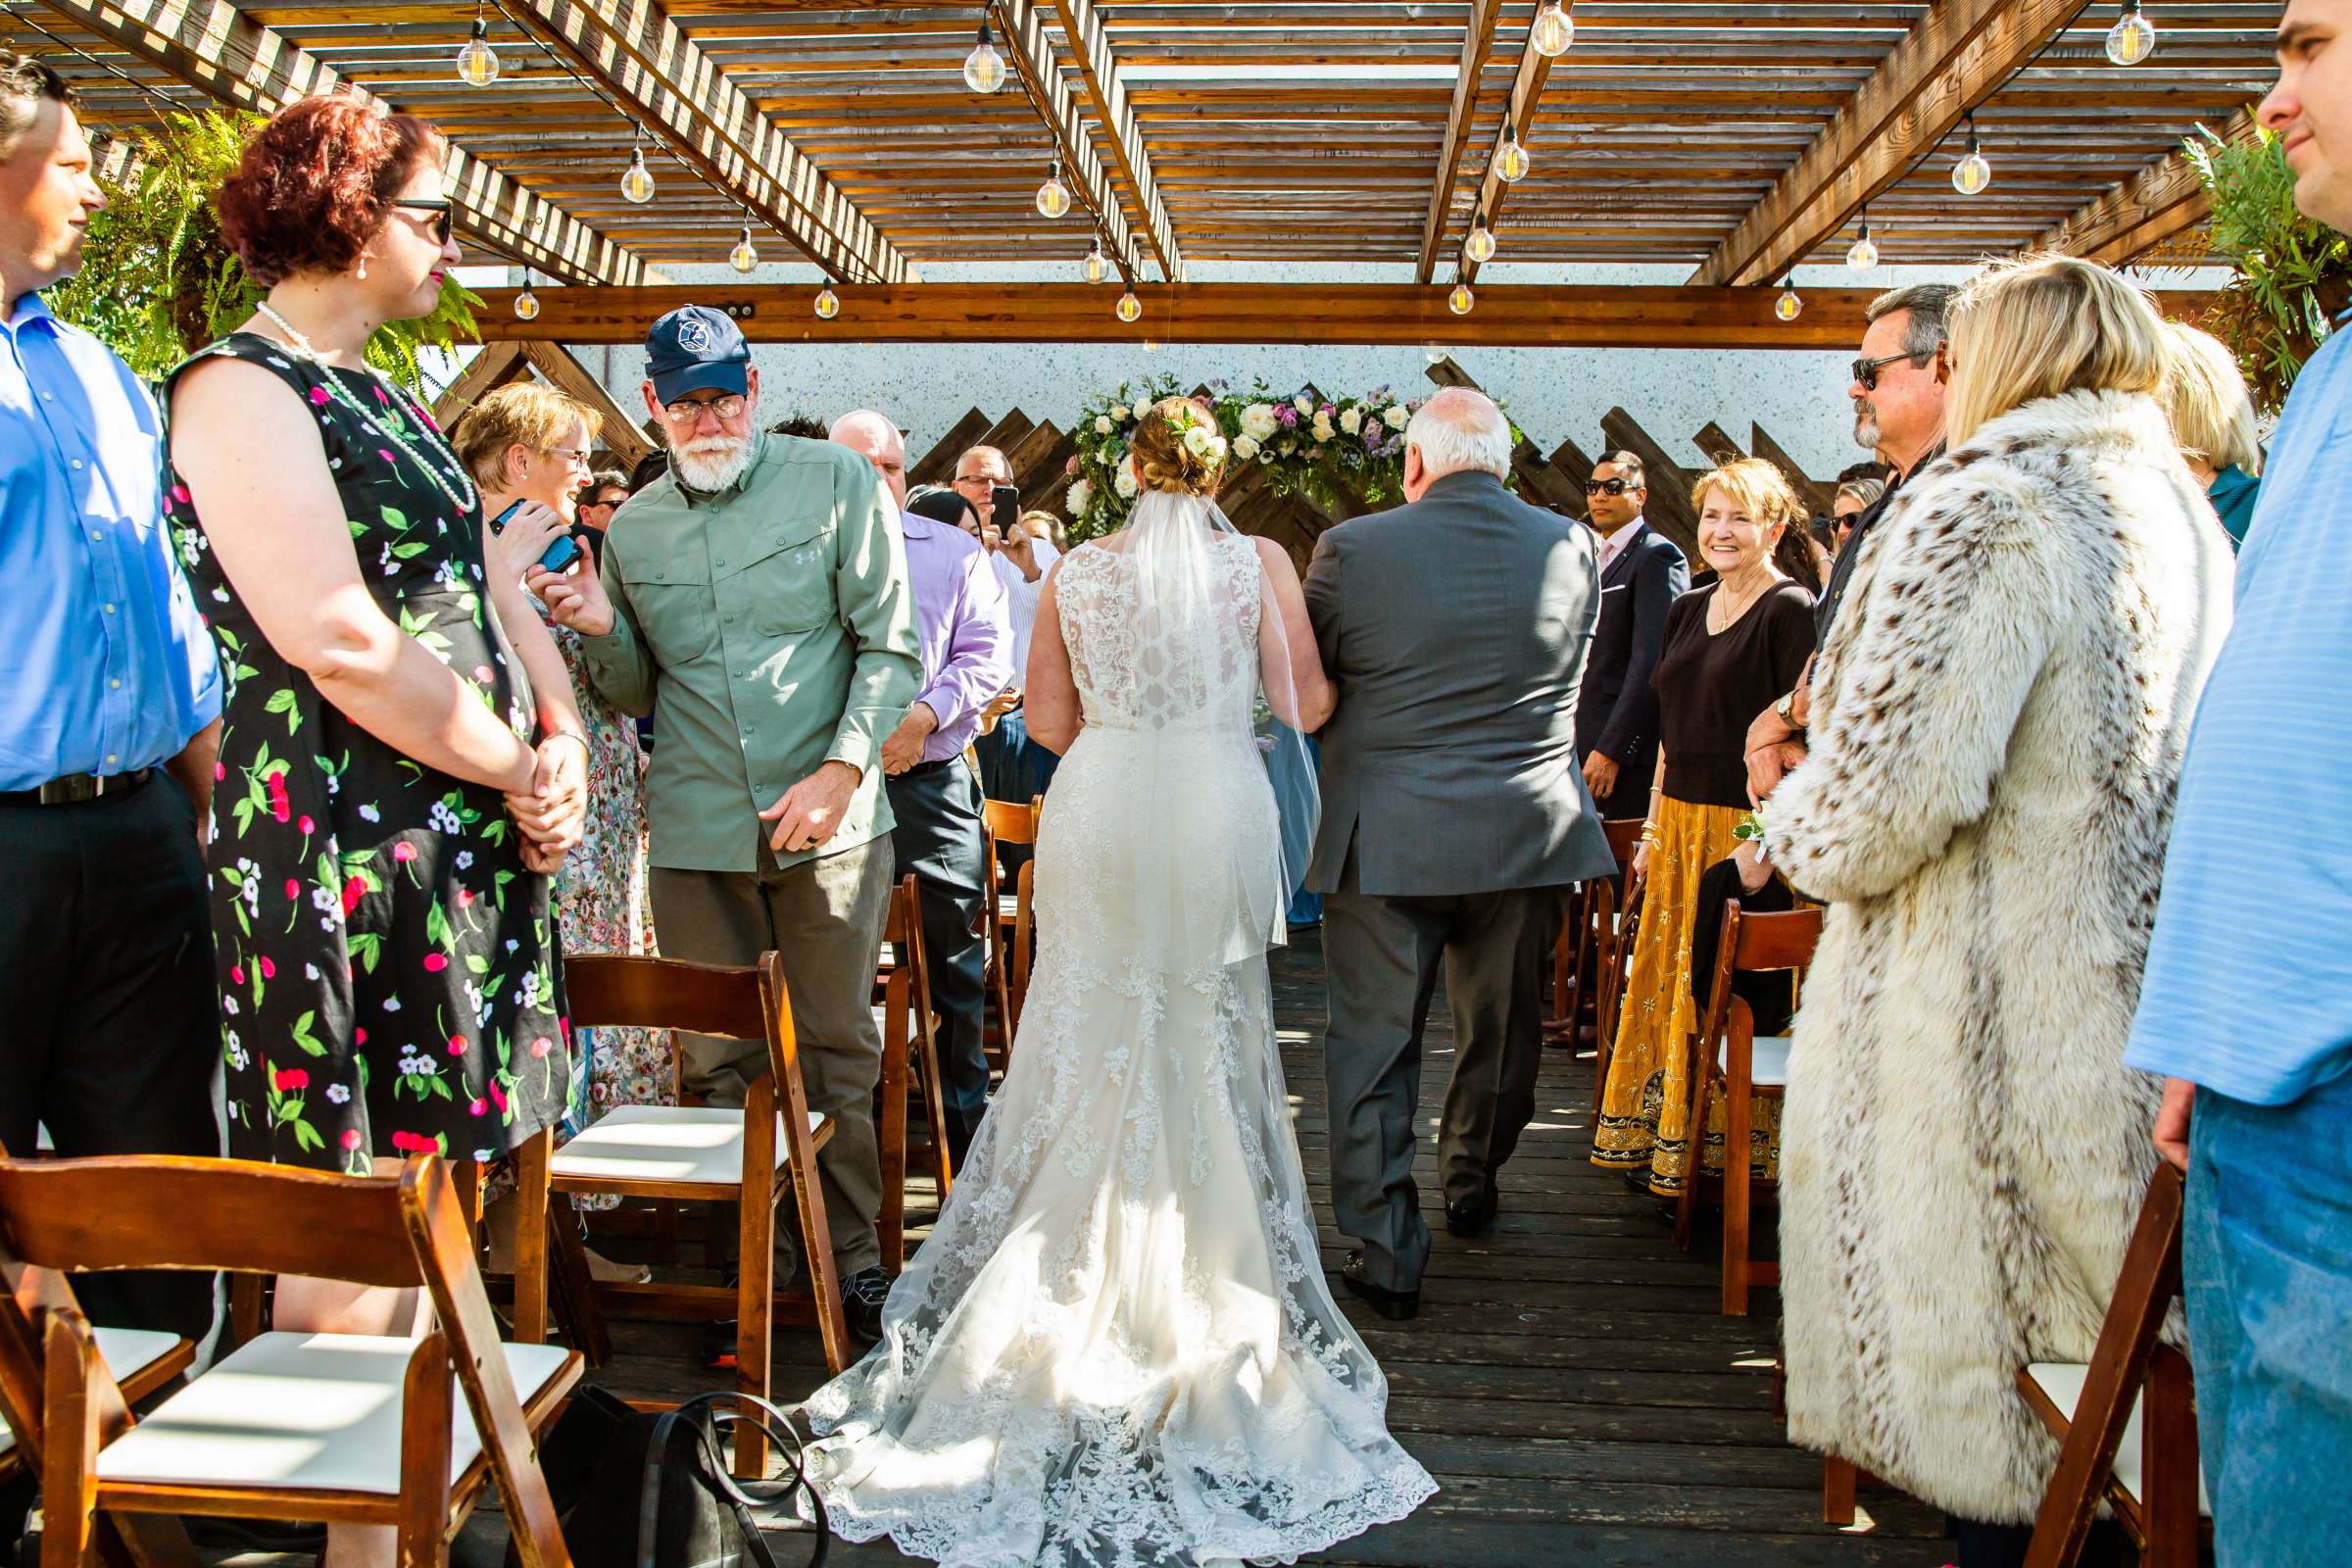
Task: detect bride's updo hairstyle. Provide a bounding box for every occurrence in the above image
[1129,395,1227,500]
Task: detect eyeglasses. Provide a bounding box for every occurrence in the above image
[542,447,592,466]
[1585,477,1640,497]
[1850,347,1936,391]
[952,473,998,488]
[390,198,454,246]
[663,395,745,423]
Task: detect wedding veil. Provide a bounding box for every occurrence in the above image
[1089,481,1321,974]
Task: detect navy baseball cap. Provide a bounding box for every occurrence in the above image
[645,305,750,404]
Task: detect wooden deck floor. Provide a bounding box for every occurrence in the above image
[585,931,1955,1568]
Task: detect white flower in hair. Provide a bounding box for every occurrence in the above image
[1067,478,1094,514]
[1340,407,1362,435]
[1182,423,1213,457]
[1095,415,1113,434]
[1209,435,1229,461]
[1384,404,1409,430]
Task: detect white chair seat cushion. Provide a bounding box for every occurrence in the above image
[0,1327,182,1457]
[2025,1362,2213,1517]
[95,1332,571,1494]
[549,1104,819,1187]
[1717,1034,1793,1088]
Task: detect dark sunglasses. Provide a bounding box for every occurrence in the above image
[391,197,454,246]
[1851,346,1937,391]
[1585,477,1639,497]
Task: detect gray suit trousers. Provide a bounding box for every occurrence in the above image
[1321,854,1563,1292]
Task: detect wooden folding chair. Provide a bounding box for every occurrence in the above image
[516,951,849,1477]
[0,1152,579,1568]
[1590,852,1649,1113]
[981,795,1044,1059]
[0,1326,190,1487]
[2021,1161,2205,1568]
[875,873,955,1273]
[1551,817,1648,1050]
[1672,902,1822,1315]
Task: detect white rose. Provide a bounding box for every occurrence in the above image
[1209,435,1229,461]
[1114,462,1139,499]
[1293,394,1314,416]
[1109,403,1129,421]
[1066,478,1094,514]
[1312,424,1333,443]
[1340,407,1362,434]
[1095,415,1113,434]
[1234,434,1259,460]
[1182,423,1213,457]
[1241,404,1278,440]
[1385,404,1409,430]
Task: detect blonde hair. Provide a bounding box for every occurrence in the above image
[1127,395,1224,499]
[1018,508,1068,551]
[1690,457,1803,531]
[449,382,603,490]
[2161,320,2264,477]
[1944,255,2168,448]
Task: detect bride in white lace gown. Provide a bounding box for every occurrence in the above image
[803,399,1437,1566]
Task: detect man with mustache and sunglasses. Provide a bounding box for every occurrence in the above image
[1741,282,1953,811]
[1574,453,1687,820]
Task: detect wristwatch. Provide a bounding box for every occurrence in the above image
[1774,690,1804,729]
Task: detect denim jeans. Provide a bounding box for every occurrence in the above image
[2184,1065,2352,1567]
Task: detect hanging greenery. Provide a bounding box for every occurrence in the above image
[2185,121,2352,415]
[46,110,480,392]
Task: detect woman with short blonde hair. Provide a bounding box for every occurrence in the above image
[1765,252,2232,1566]
[2161,319,2265,547]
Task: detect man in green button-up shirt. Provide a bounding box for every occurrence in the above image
[534,306,918,1338]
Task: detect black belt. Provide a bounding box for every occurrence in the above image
[0,767,154,807]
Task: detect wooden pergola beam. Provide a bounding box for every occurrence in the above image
[1045,0,1182,280]
[1455,16,1555,287]
[993,0,1142,282]
[1415,0,1502,285]
[34,0,652,287]
[471,280,2219,348]
[504,0,912,284]
[2032,111,2251,266]
[1690,0,2083,287]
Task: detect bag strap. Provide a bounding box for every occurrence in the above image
[669,1393,828,1566]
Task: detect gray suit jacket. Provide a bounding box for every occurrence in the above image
[1304,469,1615,898]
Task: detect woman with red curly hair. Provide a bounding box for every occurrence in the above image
[162,94,586,1487]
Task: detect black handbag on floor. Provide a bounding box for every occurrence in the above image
[536,1387,829,1568]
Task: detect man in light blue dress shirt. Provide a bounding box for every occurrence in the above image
[2124,8,2352,1559]
[0,57,223,1342]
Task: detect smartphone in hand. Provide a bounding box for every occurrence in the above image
[491,500,582,573]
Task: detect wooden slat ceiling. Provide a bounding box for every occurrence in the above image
[6,0,2278,278]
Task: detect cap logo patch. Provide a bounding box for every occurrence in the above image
[676,318,714,354]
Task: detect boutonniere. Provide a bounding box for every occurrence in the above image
[1733,807,1769,853]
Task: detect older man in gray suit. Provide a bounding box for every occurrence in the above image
[1305,387,1615,1320]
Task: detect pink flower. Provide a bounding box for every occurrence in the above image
[258,956,275,980]
[341,1128,364,1152]
[273,1067,308,1092]
[422,953,448,972]
[308,386,328,407]
[391,842,416,863]
[468,1097,487,1117]
[341,875,367,914]
[447,1033,468,1055]
[528,1036,553,1059]
[297,814,315,835]
[229,964,245,985]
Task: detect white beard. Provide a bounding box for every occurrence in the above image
[673,435,754,493]
[1852,407,1882,453]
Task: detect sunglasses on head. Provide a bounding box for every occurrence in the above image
[1851,346,1938,391]
[390,197,454,246]
[1585,477,1638,497]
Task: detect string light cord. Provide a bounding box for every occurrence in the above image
[979,0,1140,287]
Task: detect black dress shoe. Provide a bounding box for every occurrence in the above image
[842,1266,894,1343]
[1339,1252,1420,1321]
[1446,1177,1500,1238]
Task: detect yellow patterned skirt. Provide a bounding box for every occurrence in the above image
[1591,794,1785,1197]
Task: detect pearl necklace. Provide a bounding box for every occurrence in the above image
[253,302,478,517]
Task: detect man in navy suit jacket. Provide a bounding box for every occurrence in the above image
[1573,453,1689,821]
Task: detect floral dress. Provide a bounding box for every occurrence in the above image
[165,334,575,1174]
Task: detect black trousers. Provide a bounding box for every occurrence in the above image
[0,773,221,1341]
[885,760,992,1169]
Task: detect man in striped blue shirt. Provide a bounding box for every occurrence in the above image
[2124,6,2352,1558]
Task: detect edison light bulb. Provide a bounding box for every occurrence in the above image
[1464,220,1496,265]
[1083,238,1109,283]
[1494,127,1530,184]
[1774,282,1803,322]
[1447,282,1474,316]
[1953,144,1992,196]
[1115,290,1142,323]
[2105,1,2155,65]
[454,19,499,86]
[1036,166,1071,220]
[1845,225,1879,271]
[813,283,840,319]
[620,147,655,204]
[729,227,758,272]
[513,279,539,320]
[964,24,1006,92]
[1530,0,1574,57]
[1143,338,1160,354]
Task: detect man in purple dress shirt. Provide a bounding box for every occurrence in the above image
[831,413,1012,1168]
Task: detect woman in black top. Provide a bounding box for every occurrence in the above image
[1593,459,1814,1199]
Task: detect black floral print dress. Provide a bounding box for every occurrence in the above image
[165,333,574,1174]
